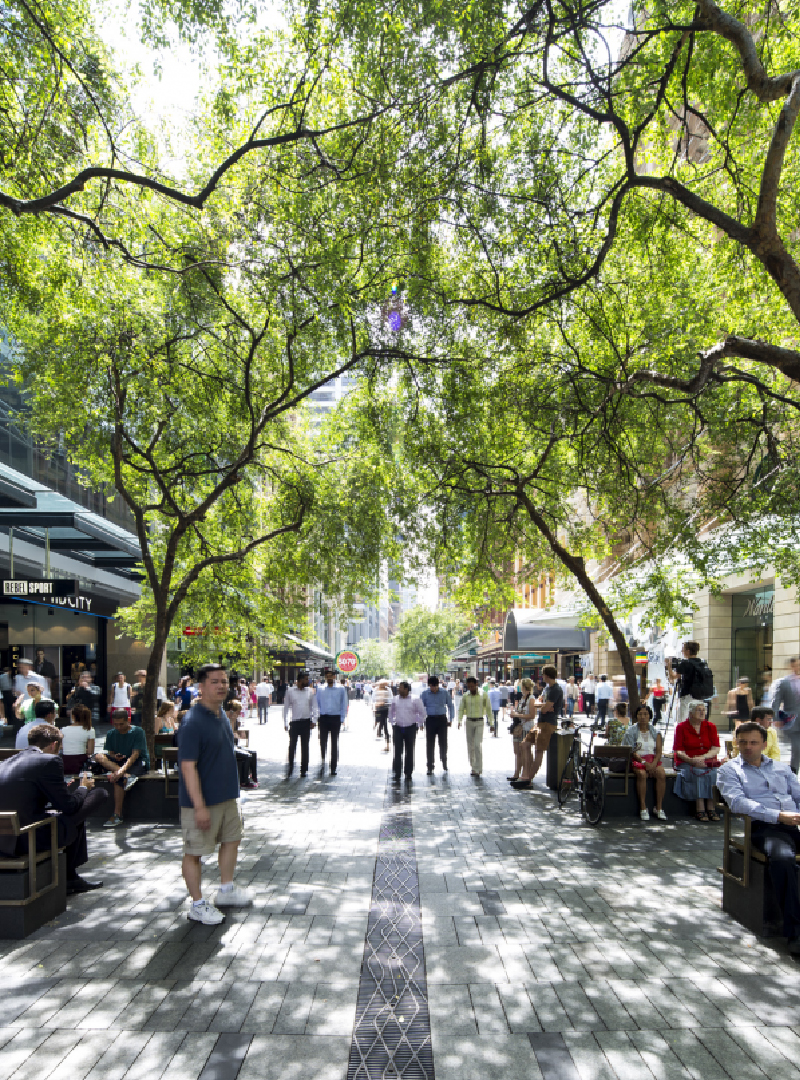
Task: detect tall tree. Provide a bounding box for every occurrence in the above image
[393,607,466,677]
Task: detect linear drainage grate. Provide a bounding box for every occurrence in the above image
[347,794,434,1080]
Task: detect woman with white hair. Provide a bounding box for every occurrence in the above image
[673,700,721,820]
[373,679,393,751]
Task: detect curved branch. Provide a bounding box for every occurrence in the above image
[694,0,798,102]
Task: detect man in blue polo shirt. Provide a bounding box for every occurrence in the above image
[178,663,248,925]
[420,676,454,775]
[316,669,348,776]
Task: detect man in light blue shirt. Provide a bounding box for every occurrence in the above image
[420,676,454,775]
[316,670,349,776]
[718,721,800,952]
[487,681,502,737]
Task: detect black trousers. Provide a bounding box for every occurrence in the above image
[318,715,342,771]
[752,822,800,937]
[393,725,418,778]
[257,696,269,723]
[235,748,258,784]
[426,716,448,770]
[61,787,109,879]
[288,719,312,774]
[375,707,389,740]
[596,699,610,725]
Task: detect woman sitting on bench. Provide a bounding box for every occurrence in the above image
[673,700,721,821]
[60,705,95,776]
[623,705,667,821]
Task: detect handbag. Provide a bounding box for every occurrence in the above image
[607,758,629,773]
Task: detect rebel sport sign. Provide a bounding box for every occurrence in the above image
[336,650,359,675]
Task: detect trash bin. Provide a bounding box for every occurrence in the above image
[546,731,574,790]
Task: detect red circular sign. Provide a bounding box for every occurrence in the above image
[336,650,359,674]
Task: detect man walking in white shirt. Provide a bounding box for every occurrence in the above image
[283,673,317,778]
[595,675,614,730]
[255,677,273,724]
[389,681,425,782]
[316,669,349,776]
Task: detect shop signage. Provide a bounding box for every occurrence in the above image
[336,649,359,674]
[509,653,553,660]
[743,595,774,619]
[635,650,648,665]
[3,579,78,598]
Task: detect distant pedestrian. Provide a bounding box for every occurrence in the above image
[566,677,580,719]
[420,676,454,774]
[458,677,491,776]
[389,681,425,781]
[108,672,132,720]
[373,679,393,750]
[283,671,317,777]
[487,680,502,737]
[178,664,249,924]
[317,669,348,776]
[255,676,272,724]
[595,675,613,730]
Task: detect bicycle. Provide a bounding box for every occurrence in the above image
[557,723,605,825]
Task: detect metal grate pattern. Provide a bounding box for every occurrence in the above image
[347,792,434,1080]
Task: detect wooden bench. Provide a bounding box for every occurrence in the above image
[595,749,697,818]
[717,793,795,936]
[0,811,67,939]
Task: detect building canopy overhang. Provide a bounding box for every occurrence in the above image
[0,463,141,577]
[503,609,591,653]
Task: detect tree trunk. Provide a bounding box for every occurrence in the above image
[517,491,641,711]
[141,615,170,768]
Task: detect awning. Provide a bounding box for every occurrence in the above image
[0,462,141,576]
[283,633,335,660]
[503,610,591,653]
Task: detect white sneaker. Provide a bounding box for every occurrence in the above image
[214,885,252,907]
[640,809,650,821]
[124,775,139,791]
[656,809,668,820]
[188,899,224,924]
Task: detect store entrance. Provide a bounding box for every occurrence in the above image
[731,587,774,707]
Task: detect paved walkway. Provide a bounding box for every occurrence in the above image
[2,703,800,1080]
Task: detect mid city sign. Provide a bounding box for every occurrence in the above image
[3,579,78,598]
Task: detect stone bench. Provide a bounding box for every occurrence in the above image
[87,748,179,824]
[0,811,67,939]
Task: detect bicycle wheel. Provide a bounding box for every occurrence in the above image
[582,761,605,825]
[557,753,578,807]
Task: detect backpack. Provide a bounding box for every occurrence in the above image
[686,658,714,700]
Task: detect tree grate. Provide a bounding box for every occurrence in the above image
[347,792,434,1080]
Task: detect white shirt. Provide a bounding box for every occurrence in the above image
[14,672,46,698]
[256,681,271,697]
[62,725,95,755]
[283,686,317,723]
[157,686,166,702]
[596,681,614,701]
[111,682,131,707]
[581,678,596,694]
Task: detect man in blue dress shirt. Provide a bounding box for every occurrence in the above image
[420,676,454,775]
[718,721,800,953]
[316,669,349,776]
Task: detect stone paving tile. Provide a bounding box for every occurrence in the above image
[432,1033,544,1080]
[237,1034,350,1080]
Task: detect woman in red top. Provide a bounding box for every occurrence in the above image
[673,700,721,820]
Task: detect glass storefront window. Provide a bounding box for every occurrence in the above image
[730,587,774,707]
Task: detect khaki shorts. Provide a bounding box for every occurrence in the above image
[181,799,243,855]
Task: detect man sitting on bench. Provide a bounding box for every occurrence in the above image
[93,709,150,827]
[718,721,800,955]
[0,723,108,894]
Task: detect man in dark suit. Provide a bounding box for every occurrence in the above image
[0,724,108,894]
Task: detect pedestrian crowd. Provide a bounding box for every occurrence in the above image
[3,648,800,953]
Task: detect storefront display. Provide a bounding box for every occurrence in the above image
[730,586,774,706]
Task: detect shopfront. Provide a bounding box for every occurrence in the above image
[730,586,774,706]
[0,590,117,716]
